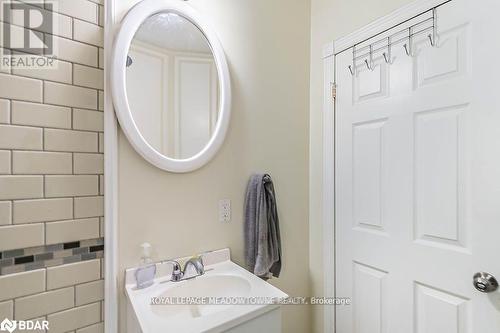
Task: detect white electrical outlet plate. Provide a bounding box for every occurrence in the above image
[219,199,231,223]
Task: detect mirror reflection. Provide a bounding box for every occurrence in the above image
[126,12,219,159]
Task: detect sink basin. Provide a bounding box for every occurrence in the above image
[151,275,251,318]
[125,249,288,333]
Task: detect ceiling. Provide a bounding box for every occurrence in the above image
[133,12,212,54]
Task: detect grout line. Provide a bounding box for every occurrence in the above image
[9,148,13,176]
[9,150,102,156]
[41,77,44,105]
[0,122,102,134]
[0,148,103,154]
[1,194,103,203]
[96,89,100,112]
[5,215,103,228]
[43,214,47,245]
[72,16,75,41]
[2,94,104,112]
[42,174,46,198]
[8,199,13,225]
[8,99,12,125]
[8,171,103,177]
[11,70,103,93]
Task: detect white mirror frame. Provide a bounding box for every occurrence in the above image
[111,0,231,173]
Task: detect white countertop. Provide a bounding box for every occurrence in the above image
[125,255,288,333]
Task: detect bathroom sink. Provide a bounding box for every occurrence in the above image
[125,249,288,333]
[151,275,251,318]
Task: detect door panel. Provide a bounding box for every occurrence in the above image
[414,282,469,333]
[335,1,500,332]
[352,119,386,232]
[352,262,387,333]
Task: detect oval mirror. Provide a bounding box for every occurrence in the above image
[111,0,231,172]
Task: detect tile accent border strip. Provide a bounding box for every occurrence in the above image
[0,237,104,275]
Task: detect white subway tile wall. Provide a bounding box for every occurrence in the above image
[11,101,72,129]
[0,0,104,330]
[0,201,12,225]
[0,300,13,319]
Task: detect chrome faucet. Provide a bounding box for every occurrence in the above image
[164,257,205,282]
[184,257,205,277]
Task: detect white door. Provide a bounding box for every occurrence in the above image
[335,0,500,332]
[126,48,168,153]
[174,57,218,159]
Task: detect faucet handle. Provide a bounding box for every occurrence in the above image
[164,260,183,281]
[195,256,204,272]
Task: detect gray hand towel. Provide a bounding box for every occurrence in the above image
[244,174,282,278]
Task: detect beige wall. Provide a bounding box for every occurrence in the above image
[309,0,413,331]
[115,0,311,332]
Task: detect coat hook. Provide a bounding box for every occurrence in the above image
[383,52,390,64]
[349,45,357,76]
[383,37,392,64]
[367,45,375,70]
[404,26,414,56]
[403,43,411,56]
[429,7,438,48]
[428,34,435,47]
[348,65,354,76]
[364,59,373,71]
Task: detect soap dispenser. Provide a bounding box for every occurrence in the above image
[140,242,153,265]
[134,243,156,289]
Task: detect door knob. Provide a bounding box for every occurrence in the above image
[473,272,499,293]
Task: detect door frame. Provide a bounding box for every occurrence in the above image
[104,0,119,332]
[322,0,452,331]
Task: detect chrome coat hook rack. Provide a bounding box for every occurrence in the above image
[345,5,441,75]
